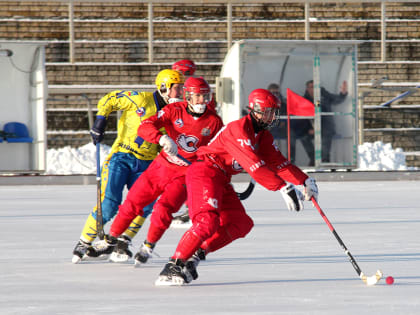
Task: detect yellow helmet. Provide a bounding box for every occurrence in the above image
[155,69,185,92]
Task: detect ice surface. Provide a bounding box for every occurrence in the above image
[0,181,419,314]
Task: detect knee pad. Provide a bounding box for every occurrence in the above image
[190,211,220,241]
[150,203,174,229]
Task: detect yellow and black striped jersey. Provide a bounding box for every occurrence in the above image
[96,90,164,160]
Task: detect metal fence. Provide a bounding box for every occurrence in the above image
[3,0,419,64]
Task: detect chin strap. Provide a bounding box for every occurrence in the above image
[249,112,265,132]
[157,89,170,104]
[186,104,205,117]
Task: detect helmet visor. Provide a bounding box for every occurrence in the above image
[252,106,280,127]
[185,91,211,104]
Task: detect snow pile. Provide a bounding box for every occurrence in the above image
[46,141,411,175]
[357,141,408,171]
[46,143,111,175]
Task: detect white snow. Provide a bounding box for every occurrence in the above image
[45,141,414,175]
[46,143,111,175]
[357,141,408,171]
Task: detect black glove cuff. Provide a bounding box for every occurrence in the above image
[288,189,300,209]
[92,116,107,132]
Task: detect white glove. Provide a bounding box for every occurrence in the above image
[304,177,318,201]
[280,183,304,212]
[159,135,178,156]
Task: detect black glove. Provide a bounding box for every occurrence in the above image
[90,116,107,144]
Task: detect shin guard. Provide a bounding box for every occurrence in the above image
[173,230,202,261]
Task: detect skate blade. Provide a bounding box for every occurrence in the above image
[134,259,148,268]
[170,221,192,229]
[155,276,185,286]
[71,255,82,264]
[72,253,109,264]
[109,252,130,263]
[83,254,110,261]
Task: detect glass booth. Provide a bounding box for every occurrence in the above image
[216,40,359,169]
[0,42,47,172]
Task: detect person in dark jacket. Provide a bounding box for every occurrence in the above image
[290,114,315,166]
[267,83,287,148]
[303,80,348,163]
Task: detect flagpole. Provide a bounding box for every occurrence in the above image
[286,88,291,161]
[286,87,316,163]
[287,102,291,161]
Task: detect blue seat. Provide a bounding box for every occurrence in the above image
[3,122,33,143]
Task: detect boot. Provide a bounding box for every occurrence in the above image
[155,258,189,286]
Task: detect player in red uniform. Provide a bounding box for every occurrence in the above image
[172,59,216,111]
[171,59,218,227]
[154,88,319,286]
[172,59,196,77]
[91,77,224,263]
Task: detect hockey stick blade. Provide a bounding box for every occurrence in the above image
[311,197,382,286]
[237,178,256,200]
[360,270,383,286]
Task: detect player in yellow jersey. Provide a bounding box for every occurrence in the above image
[72,69,185,264]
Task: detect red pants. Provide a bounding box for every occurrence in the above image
[110,159,187,237]
[173,161,254,261]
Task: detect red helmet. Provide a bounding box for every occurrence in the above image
[183,77,211,114]
[172,59,196,76]
[248,88,281,128]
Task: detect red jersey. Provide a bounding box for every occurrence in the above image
[197,115,308,191]
[208,95,217,111]
[138,101,224,172]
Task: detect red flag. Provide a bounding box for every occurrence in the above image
[286,88,315,116]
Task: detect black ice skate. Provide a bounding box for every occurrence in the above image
[134,240,155,266]
[155,258,190,286]
[109,235,133,263]
[72,239,92,264]
[184,248,206,282]
[85,235,117,259]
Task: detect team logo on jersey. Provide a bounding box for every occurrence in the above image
[201,127,211,136]
[177,134,199,153]
[175,119,184,128]
[157,110,165,118]
[207,197,218,209]
[128,91,139,96]
[232,159,243,171]
[136,107,146,117]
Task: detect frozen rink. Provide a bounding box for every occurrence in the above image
[1,180,419,314]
